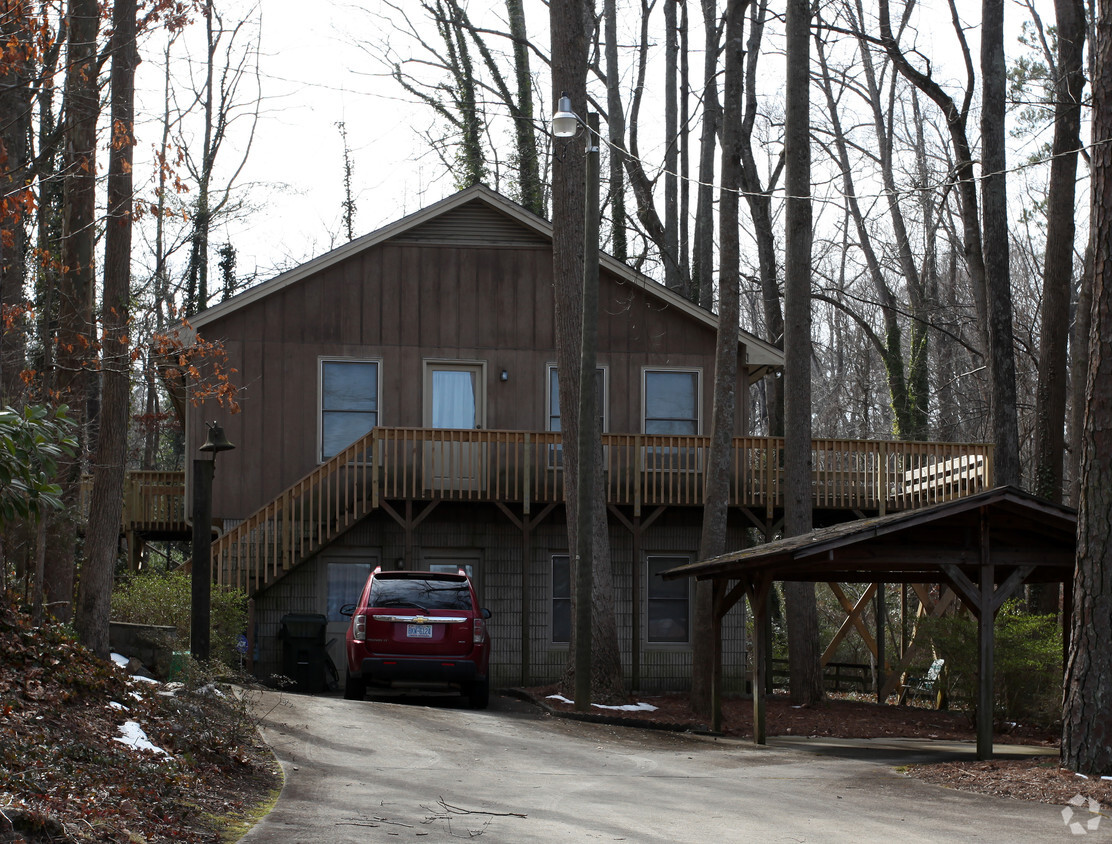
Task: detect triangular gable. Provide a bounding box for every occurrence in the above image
[191,184,784,370]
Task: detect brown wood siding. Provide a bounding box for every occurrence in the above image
[194,232,745,519]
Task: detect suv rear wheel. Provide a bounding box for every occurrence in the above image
[344,671,366,701]
[467,677,489,710]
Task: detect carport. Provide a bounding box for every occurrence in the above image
[663,486,1076,760]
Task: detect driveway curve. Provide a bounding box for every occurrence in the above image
[242,690,1065,843]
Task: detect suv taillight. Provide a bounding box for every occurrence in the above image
[473,617,485,644]
[353,614,366,642]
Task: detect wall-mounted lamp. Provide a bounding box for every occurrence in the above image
[500,369,509,382]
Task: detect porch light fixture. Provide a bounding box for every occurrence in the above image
[551,91,601,713]
[192,421,236,662]
[500,369,509,382]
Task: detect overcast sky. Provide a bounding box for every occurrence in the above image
[132,0,1063,293]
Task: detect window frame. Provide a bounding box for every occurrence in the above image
[644,554,693,646]
[545,363,608,470]
[550,553,571,645]
[641,367,702,436]
[318,357,382,463]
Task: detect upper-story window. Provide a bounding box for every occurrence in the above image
[320,359,379,461]
[643,369,700,435]
[547,364,608,433]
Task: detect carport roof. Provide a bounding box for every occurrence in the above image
[662,485,1076,586]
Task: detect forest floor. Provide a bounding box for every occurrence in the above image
[0,601,282,843]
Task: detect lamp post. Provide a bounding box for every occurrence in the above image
[553,94,600,711]
[191,421,235,661]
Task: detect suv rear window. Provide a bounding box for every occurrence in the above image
[368,575,473,611]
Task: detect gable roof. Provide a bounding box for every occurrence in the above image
[663,485,1076,585]
[191,184,784,371]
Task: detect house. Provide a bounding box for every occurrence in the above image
[184,184,990,691]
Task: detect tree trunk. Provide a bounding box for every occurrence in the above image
[1068,245,1093,507]
[1033,0,1086,502]
[49,0,102,623]
[0,0,31,402]
[980,0,1021,488]
[77,0,137,658]
[506,0,543,216]
[664,0,680,295]
[550,0,624,705]
[692,0,720,310]
[1062,0,1112,776]
[692,0,748,719]
[782,0,822,705]
[603,0,627,261]
[739,0,783,435]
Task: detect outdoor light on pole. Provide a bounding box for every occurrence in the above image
[192,421,235,662]
[552,92,601,712]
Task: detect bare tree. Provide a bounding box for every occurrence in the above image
[77,0,137,657]
[1032,0,1087,503]
[47,0,102,623]
[550,0,624,705]
[692,0,749,719]
[181,0,260,316]
[1062,0,1112,776]
[782,0,822,705]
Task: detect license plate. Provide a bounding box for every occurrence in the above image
[406,624,433,639]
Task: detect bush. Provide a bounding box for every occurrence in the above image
[111,570,247,668]
[913,600,1062,728]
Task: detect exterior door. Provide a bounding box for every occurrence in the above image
[322,553,376,681]
[424,362,486,491]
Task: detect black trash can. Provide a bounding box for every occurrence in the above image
[279,613,328,694]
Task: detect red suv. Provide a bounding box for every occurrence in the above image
[342,568,492,709]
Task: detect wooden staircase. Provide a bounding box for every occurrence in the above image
[215,430,380,595]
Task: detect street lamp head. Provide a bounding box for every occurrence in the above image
[199,421,235,454]
[552,94,579,138]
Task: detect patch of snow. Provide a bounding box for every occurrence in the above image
[108,701,127,711]
[1076,773,1089,779]
[592,701,658,713]
[545,694,658,713]
[110,653,129,667]
[114,721,167,756]
[130,675,158,684]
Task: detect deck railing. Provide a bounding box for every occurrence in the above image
[212,427,993,593]
[79,470,189,534]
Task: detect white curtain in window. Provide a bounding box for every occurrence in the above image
[432,370,476,428]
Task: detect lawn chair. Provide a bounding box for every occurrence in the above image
[899,658,946,709]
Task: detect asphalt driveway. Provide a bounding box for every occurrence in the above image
[241,690,1069,843]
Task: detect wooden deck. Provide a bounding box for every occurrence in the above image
[90,430,993,592]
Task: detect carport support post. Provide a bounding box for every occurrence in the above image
[976,512,994,761]
[711,579,724,733]
[747,576,770,745]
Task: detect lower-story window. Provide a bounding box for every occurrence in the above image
[552,554,571,644]
[326,561,373,622]
[646,555,691,644]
